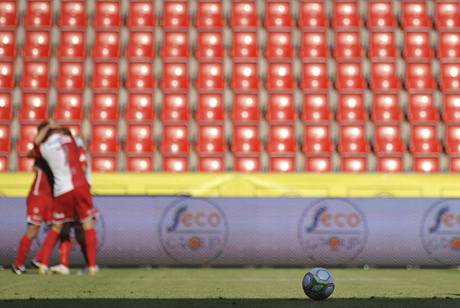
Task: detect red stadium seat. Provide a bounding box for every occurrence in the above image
[161,124,189,155]
[376,156,403,172]
[126,156,153,172]
[302,62,329,91]
[401,1,431,29]
[302,93,331,122]
[127,1,155,29]
[268,124,296,154]
[92,62,120,91]
[267,93,295,122]
[161,62,188,91]
[19,92,48,122]
[0,155,7,171]
[163,156,188,172]
[266,62,295,91]
[0,124,10,153]
[127,62,155,91]
[234,156,260,172]
[305,156,332,172]
[336,93,367,123]
[93,31,120,60]
[196,1,223,29]
[196,93,224,122]
[23,30,51,59]
[372,93,402,123]
[403,31,433,60]
[232,93,260,122]
[334,31,362,60]
[125,123,154,154]
[94,1,122,29]
[58,31,86,60]
[413,156,440,173]
[232,125,260,154]
[197,62,224,91]
[91,156,117,172]
[198,156,225,172]
[197,124,225,154]
[449,157,460,172]
[232,62,259,91]
[126,93,154,122]
[265,1,292,29]
[56,62,85,91]
[446,125,460,155]
[301,31,328,60]
[269,156,296,172]
[435,1,460,30]
[127,31,155,60]
[232,31,258,59]
[196,31,224,61]
[370,61,400,91]
[299,1,327,29]
[443,94,460,124]
[367,1,397,29]
[0,61,14,89]
[0,92,12,121]
[60,1,87,29]
[438,32,460,60]
[161,31,189,59]
[340,156,368,172]
[22,61,49,91]
[90,93,119,122]
[25,1,52,28]
[54,93,84,122]
[374,124,404,154]
[336,62,366,91]
[407,93,439,123]
[333,1,361,29]
[368,32,398,60]
[338,124,368,154]
[410,124,441,154]
[406,62,436,91]
[0,30,15,59]
[440,63,460,92]
[162,1,188,29]
[303,124,333,155]
[17,124,37,154]
[231,2,258,28]
[18,155,34,172]
[0,1,17,28]
[161,93,189,122]
[266,31,293,60]
[90,124,118,154]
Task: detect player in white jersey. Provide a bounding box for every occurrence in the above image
[32,123,98,275]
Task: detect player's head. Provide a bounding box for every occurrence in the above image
[37,121,50,133]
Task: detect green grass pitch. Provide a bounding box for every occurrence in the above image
[1,268,460,308]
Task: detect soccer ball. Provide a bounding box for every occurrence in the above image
[302,267,335,300]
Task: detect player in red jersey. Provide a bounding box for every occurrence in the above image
[32,123,98,275]
[12,124,54,275]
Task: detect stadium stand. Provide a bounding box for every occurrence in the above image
[0,0,460,172]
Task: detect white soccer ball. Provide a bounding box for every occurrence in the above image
[302,267,335,300]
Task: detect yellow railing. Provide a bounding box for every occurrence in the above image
[1,173,460,197]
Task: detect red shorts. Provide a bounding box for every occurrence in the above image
[26,194,53,225]
[52,185,97,224]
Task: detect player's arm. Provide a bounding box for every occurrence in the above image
[33,123,52,145]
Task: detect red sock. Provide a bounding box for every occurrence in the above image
[40,229,60,266]
[15,235,32,267]
[84,229,97,267]
[59,239,72,267]
[34,243,45,263]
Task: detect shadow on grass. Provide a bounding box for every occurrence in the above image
[1,298,460,308]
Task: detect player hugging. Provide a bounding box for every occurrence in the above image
[12,122,99,275]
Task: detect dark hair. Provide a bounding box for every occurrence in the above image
[37,121,50,133]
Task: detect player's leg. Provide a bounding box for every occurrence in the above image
[37,223,63,274]
[77,186,98,274]
[74,222,89,265]
[12,224,40,274]
[50,223,72,275]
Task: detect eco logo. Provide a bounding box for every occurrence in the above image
[159,198,228,264]
[421,200,460,264]
[298,199,367,265]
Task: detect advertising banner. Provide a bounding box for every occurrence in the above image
[0,196,459,266]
